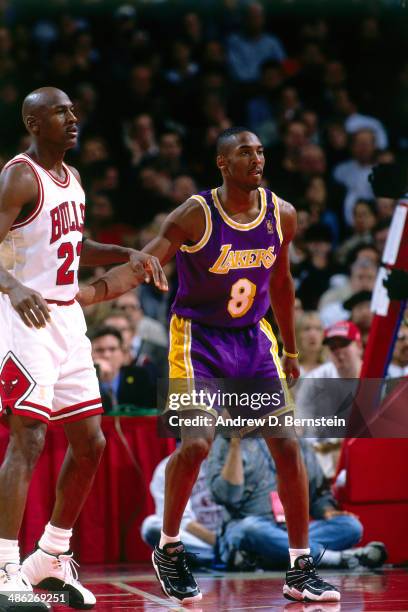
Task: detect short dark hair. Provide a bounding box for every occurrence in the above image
[90,326,123,346]
[216,126,253,155]
[353,198,377,216]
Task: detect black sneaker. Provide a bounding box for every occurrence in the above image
[152,542,202,603]
[283,555,340,602]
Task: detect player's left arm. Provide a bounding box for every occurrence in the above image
[268,200,300,385]
[67,165,167,292]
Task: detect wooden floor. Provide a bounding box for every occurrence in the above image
[48,564,408,611]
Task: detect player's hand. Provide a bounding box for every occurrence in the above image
[8,282,51,329]
[281,355,300,388]
[128,250,168,291]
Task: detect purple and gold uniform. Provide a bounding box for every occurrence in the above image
[169,187,287,384]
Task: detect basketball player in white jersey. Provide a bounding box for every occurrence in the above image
[0,87,166,610]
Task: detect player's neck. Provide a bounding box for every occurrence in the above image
[25,143,66,174]
[218,183,259,213]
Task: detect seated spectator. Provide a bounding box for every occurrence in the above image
[336,198,377,265]
[295,223,340,311]
[343,290,373,346]
[246,59,285,146]
[387,322,408,378]
[319,258,377,327]
[123,113,158,168]
[207,436,386,570]
[324,120,349,170]
[333,129,376,226]
[373,218,391,254]
[345,243,380,269]
[296,321,363,476]
[303,175,340,245]
[289,203,310,266]
[298,321,363,379]
[141,455,223,567]
[226,1,286,83]
[113,290,168,377]
[91,326,156,412]
[332,88,388,150]
[296,311,326,376]
[103,309,136,366]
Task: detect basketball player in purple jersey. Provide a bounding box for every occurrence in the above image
[81,127,340,603]
[134,128,340,603]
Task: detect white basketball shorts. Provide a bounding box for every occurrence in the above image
[0,295,103,423]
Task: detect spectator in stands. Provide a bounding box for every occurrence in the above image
[388,322,408,378]
[164,39,199,85]
[246,59,285,146]
[296,312,326,376]
[319,258,378,327]
[141,456,223,567]
[333,129,377,226]
[123,113,158,168]
[296,321,364,476]
[207,437,386,570]
[303,175,340,245]
[335,198,377,265]
[267,120,308,199]
[302,320,363,380]
[113,291,168,377]
[91,326,156,412]
[103,309,136,366]
[332,88,388,150]
[153,131,188,178]
[324,120,349,170]
[295,223,339,311]
[343,290,373,347]
[226,1,286,83]
[373,218,391,254]
[171,174,197,206]
[289,203,310,266]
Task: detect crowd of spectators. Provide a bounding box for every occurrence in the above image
[0,0,406,408]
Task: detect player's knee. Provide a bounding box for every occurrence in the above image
[10,422,47,472]
[180,438,212,464]
[71,430,106,464]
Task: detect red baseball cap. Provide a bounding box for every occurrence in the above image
[323,321,361,345]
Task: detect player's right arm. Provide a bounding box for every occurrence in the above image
[0,164,51,328]
[77,199,205,305]
[142,198,206,263]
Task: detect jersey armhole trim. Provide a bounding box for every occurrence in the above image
[180,195,212,254]
[272,192,283,245]
[5,159,45,230]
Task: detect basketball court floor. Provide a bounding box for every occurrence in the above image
[49,564,408,611]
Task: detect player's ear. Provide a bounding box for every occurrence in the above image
[25,115,39,134]
[216,154,226,171]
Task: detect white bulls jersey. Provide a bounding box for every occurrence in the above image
[0,152,85,301]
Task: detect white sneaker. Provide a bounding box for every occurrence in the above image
[22,547,95,610]
[0,563,49,610]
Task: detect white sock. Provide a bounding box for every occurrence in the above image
[289,547,311,567]
[0,538,19,566]
[38,523,72,555]
[159,531,181,549]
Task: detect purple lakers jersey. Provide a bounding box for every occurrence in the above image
[171,187,283,327]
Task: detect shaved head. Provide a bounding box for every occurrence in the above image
[22,87,70,127]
